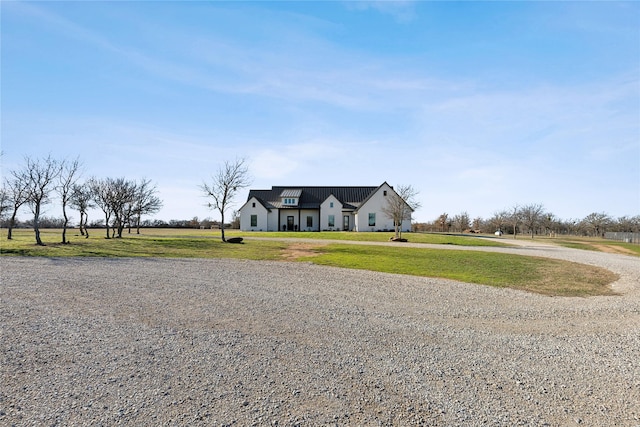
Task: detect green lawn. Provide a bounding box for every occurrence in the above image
[0,229,286,260]
[297,244,618,297]
[112,228,507,246]
[0,228,621,297]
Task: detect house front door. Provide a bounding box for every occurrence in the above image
[287,216,294,231]
[343,215,350,231]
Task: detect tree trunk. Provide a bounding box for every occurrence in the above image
[62,205,69,244]
[34,205,43,246]
[79,212,86,236]
[136,214,141,234]
[104,214,111,239]
[7,210,18,240]
[84,213,90,239]
[220,212,226,242]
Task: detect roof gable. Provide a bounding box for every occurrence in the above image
[238,195,272,212]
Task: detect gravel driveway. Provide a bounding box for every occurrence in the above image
[1,242,639,426]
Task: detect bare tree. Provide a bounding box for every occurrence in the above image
[614,215,640,233]
[519,203,546,239]
[57,158,82,244]
[18,156,62,245]
[581,212,612,237]
[452,211,470,233]
[70,183,94,238]
[0,185,8,220]
[200,158,251,242]
[89,178,115,239]
[542,213,559,237]
[89,177,138,238]
[436,213,449,232]
[131,178,163,234]
[381,184,421,240]
[472,216,484,232]
[508,204,521,239]
[488,210,509,235]
[3,175,29,240]
[108,178,137,238]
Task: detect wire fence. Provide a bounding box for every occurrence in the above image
[604,232,640,244]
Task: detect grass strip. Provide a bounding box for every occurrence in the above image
[296,244,619,297]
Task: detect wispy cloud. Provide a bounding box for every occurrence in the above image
[252,141,343,181]
[343,0,418,22]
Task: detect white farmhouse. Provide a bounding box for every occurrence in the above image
[238,182,413,232]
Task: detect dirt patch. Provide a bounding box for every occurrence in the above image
[280,243,328,260]
[592,244,636,256]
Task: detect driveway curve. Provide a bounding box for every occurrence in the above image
[1,242,639,425]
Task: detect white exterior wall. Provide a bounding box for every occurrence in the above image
[240,197,270,231]
[354,183,411,232]
[301,209,320,231]
[266,210,279,231]
[320,195,343,231]
[277,209,321,231]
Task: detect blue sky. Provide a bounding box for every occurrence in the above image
[2,1,639,223]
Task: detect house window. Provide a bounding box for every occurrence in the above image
[368,213,376,226]
[250,215,257,227]
[307,216,313,228]
[283,198,297,205]
[252,202,256,208]
[328,215,335,227]
[330,202,334,208]
[383,190,387,196]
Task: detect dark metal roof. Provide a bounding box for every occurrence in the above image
[247,186,379,210]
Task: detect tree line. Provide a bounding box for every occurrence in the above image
[1,155,162,245]
[414,203,640,238]
[3,156,635,243]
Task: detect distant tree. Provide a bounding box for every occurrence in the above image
[24,216,66,228]
[0,185,9,221]
[130,178,162,234]
[3,175,29,240]
[89,177,115,239]
[200,158,252,242]
[70,183,94,238]
[488,210,509,235]
[230,210,241,229]
[200,217,214,229]
[18,156,62,245]
[412,222,429,232]
[189,217,200,229]
[57,158,82,244]
[107,178,137,238]
[508,204,521,238]
[472,216,484,232]
[614,215,640,233]
[436,213,449,232]
[562,218,581,236]
[541,213,560,237]
[581,212,612,237]
[452,211,470,232]
[381,184,421,239]
[519,203,546,239]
